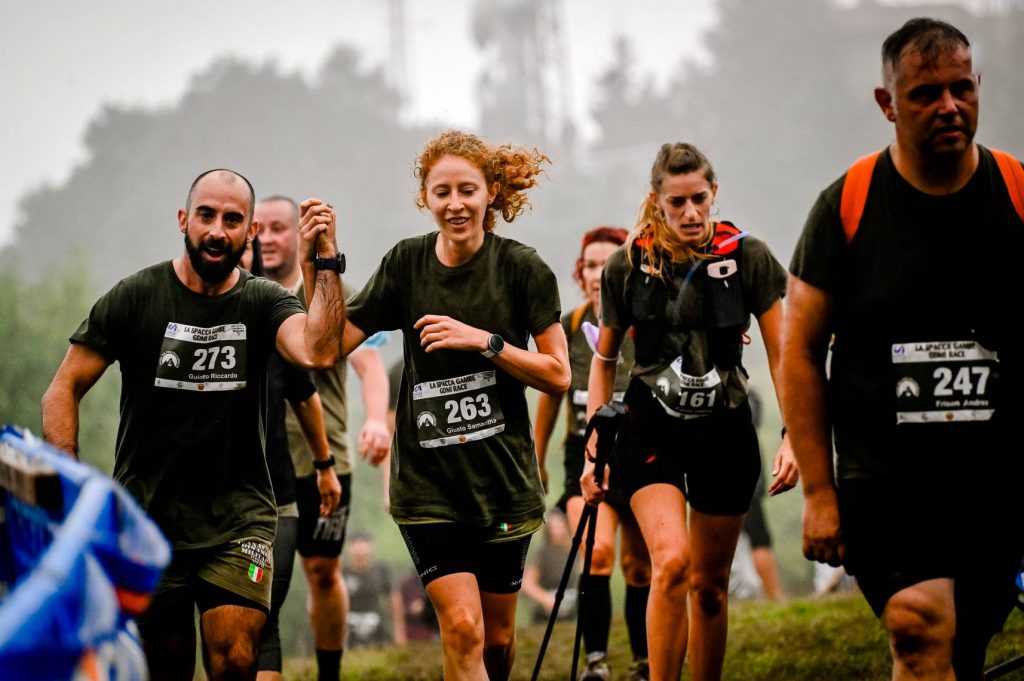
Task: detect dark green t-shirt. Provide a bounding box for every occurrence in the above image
[790,147,1024,482]
[561,304,633,437]
[71,262,303,549]
[601,233,786,410]
[347,231,560,527]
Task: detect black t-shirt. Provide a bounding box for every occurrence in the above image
[266,352,316,507]
[790,146,1024,482]
[346,561,392,614]
[347,231,560,528]
[602,233,786,411]
[71,262,303,548]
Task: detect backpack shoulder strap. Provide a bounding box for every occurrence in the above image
[709,220,744,256]
[569,304,589,335]
[988,147,1024,223]
[839,151,881,244]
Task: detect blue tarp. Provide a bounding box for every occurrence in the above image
[0,427,170,681]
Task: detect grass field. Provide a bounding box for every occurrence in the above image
[278,593,1024,680]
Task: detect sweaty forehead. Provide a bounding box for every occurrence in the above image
[426,155,486,184]
[193,173,252,213]
[896,45,972,81]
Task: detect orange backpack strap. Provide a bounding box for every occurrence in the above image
[839,151,881,244]
[569,304,589,335]
[989,148,1024,223]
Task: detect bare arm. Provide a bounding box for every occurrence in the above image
[756,299,799,496]
[412,316,569,395]
[533,391,563,493]
[340,319,369,359]
[276,199,344,370]
[781,275,843,565]
[349,347,391,466]
[41,344,111,460]
[291,392,342,516]
[580,326,626,505]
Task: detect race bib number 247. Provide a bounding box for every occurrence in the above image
[892,340,998,424]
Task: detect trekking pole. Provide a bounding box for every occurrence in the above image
[531,402,626,681]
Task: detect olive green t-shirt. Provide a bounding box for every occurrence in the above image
[347,231,560,527]
[561,304,634,437]
[285,281,351,477]
[601,233,786,410]
[70,262,302,549]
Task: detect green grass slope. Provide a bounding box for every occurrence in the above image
[279,594,1024,680]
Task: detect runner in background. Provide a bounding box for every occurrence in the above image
[533,227,652,680]
[256,195,390,681]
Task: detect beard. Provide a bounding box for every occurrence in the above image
[184,232,247,284]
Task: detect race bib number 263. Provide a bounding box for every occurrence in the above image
[412,371,505,448]
[154,322,247,392]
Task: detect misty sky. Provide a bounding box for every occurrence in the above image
[0,0,725,247]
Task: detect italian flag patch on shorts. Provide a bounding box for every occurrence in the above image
[248,564,264,583]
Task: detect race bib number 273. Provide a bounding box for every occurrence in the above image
[154,322,247,392]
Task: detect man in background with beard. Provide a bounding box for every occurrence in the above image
[41,168,346,681]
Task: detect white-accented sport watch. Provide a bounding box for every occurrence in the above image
[481,333,505,358]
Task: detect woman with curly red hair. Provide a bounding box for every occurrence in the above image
[342,130,569,680]
[534,226,652,680]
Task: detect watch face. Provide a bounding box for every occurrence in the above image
[489,334,504,354]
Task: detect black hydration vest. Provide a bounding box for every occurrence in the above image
[627,221,748,370]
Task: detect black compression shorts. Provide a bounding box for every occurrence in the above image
[296,473,352,558]
[613,380,761,516]
[399,523,533,594]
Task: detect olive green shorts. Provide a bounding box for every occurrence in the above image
[138,536,273,636]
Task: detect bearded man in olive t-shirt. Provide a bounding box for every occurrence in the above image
[41,169,346,681]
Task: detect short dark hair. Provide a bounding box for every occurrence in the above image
[185,169,256,221]
[882,18,970,85]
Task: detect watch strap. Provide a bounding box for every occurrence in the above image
[314,254,346,273]
[312,455,336,471]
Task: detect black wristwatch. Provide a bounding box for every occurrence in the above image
[314,254,346,273]
[481,333,505,358]
[313,455,336,471]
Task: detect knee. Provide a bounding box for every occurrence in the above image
[652,552,690,592]
[209,638,259,679]
[621,552,651,586]
[442,607,485,658]
[588,541,616,575]
[305,558,340,592]
[884,591,955,665]
[483,625,516,654]
[690,573,728,617]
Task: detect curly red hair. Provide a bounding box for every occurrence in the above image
[415,130,549,232]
